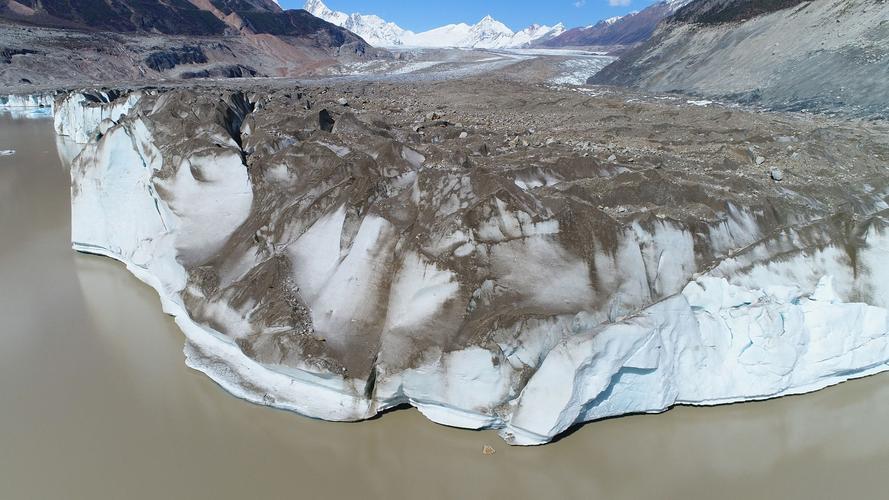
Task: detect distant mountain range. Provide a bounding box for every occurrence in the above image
[304,0,565,48]
[542,0,691,47]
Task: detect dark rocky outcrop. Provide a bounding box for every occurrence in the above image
[1,46,37,63]
[144,46,208,72]
[671,0,809,24]
[180,64,258,78]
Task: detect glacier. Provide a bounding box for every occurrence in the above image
[46,87,889,445]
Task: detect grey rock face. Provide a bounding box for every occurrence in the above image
[590,0,889,118]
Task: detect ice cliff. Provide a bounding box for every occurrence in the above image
[1,93,56,118]
[51,88,889,445]
[0,93,54,108]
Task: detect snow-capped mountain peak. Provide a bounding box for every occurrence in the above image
[304,0,345,24]
[304,1,564,49]
[510,22,566,48]
[461,15,515,48]
[305,0,409,46]
[474,15,512,33]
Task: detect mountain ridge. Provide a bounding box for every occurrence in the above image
[542,0,691,48]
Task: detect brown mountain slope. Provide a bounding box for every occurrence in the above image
[0,0,380,85]
[542,1,686,49]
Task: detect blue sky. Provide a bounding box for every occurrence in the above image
[281,0,660,31]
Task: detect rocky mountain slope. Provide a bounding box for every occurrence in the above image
[0,0,376,85]
[1,0,276,33]
[543,0,690,48]
[22,77,889,444]
[590,0,889,117]
[305,0,565,48]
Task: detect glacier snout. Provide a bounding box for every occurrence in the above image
[57,86,889,445]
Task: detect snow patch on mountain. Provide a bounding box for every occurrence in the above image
[665,0,692,9]
[511,23,567,47]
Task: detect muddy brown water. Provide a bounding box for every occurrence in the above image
[2,114,889,499]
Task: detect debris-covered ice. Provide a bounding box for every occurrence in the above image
[55,87,889,445]
[549,55,616,86]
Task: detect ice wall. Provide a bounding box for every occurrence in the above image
[1,93,55,118]
[0,93,54,108]
[60,89,889,445]
[54,91,143,144]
